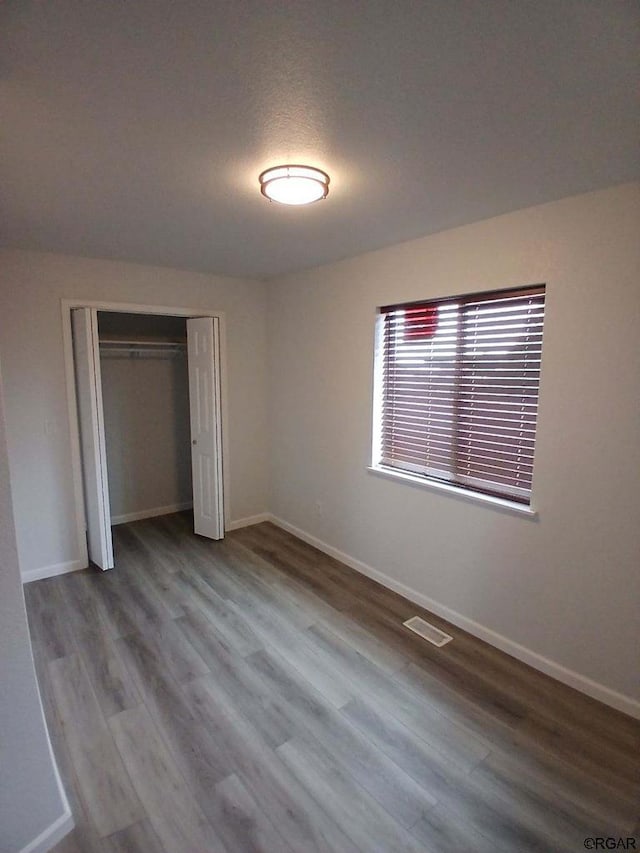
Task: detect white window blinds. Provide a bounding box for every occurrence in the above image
[376,285,546,504]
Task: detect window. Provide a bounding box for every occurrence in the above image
[372,285,546,505]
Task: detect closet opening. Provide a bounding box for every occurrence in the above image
[67,304,225,571]
[98,311,192,528]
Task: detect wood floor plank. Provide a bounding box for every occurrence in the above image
[341,691,575,853]
[161,517,310,628]
[207,773,296,853]
[470,747,622,843]
[109,706,228,852]
[482,738,639,832]
[40,662,109,853]
[231,525,356,619]
[391,659,527,745]
[234,523,372,616]
[138,616,211,683]
[110,525,145,561]
[109,565,177,630]
[48,653,145,838]
[51,829,106,853]
[431,629,640,766]
[224,593,354,708]
[26,513,640,853]
[115,630,235,790]
[410,802,510,853]
[277,735,430,853]
[386,659,637,829]
[55,571,142,718]
[214,538,320,630]
[246,646,436,829]
[306,620,491,772]
[175,605,296,748]
[114,542,186,620]
[316,605,410,675]
[515,712,640,796]
[174,568,263,656]
[159,517,291,613]
[185,676,363,853]
[107,595,209,687]
[126,516,194,573]
[85,568,164,640]
[24,579,77,662]
[254,522,420,613]
[157,522,295,627]
[102,820,167,853]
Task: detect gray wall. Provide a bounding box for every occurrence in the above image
[0,358,70,851]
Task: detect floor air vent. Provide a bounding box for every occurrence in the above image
[403,616,453,647]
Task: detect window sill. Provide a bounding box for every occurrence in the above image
[366,465,538,518]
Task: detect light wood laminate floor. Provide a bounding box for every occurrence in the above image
[25,513,640,853]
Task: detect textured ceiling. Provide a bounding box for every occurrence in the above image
[1,1,638,279]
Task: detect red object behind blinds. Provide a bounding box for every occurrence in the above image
[402,304,439,340]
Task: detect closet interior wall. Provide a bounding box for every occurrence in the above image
[97,312,192,524]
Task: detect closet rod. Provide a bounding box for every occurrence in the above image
[99,338,187,347]
[99,339,186,348]
[99,339,187,358]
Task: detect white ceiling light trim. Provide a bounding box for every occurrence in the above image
[259,165,330,205]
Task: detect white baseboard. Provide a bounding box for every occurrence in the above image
[19,808,74,853]
[226,512,270,531]
[22,559,86,584]
[267,514,640,720]
[111,501,193,525]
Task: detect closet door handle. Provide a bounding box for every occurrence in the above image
[192,439,197,446]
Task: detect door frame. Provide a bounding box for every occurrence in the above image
[61,298,230,570]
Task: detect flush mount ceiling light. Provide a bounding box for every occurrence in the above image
[259,164,330,205]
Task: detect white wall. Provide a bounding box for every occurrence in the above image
[100,346,192,521]
[0,250,268,578]
[0,357,72,852]
[268,183,640,708]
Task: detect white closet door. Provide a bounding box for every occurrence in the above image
[187,317,224,539]
[72,308,114,569]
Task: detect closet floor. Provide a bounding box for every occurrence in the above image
[25,513,639,853]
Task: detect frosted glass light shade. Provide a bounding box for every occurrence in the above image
[259,165,330,205]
